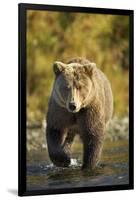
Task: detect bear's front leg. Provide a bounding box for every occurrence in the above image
[62,130,76,157]
[82,130,104,170]
[46,126,71,167]
[78,110,105,170]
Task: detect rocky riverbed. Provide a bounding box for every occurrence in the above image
[27,116,129,152]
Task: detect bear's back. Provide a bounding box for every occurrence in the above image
[67,57,91,65]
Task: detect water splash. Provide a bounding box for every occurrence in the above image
[70,158,79,166]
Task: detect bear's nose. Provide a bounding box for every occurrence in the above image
[69,102,76,111]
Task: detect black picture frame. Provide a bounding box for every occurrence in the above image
[18,3,134,196]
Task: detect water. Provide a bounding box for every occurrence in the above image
[27,139,129,191]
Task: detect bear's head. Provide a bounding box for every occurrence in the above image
[52,61,96,113]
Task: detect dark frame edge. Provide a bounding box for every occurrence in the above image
[18,3,133,15]
[20,184,133,197]
[129,10,134,189]
[18,3,27,196]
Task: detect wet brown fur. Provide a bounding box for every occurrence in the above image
[46,57,113,169]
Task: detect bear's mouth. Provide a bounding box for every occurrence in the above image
[67,107,80,113]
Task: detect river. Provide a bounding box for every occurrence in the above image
[27,137,129,191]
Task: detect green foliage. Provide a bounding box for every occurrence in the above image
[27,10,129,122]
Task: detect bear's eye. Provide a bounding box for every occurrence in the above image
[76,85,82,90]
[61,85,70,90]
[78,83,84,90]
[77,77,80,81]
[66,85,70,89]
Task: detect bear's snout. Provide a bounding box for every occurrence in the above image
[68,102,76,112]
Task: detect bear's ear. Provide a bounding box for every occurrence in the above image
[83,62,96,76]
[53,61,66,76]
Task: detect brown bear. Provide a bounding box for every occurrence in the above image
[46,57,113,170]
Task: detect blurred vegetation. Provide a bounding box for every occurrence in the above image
[27,10,129,123]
